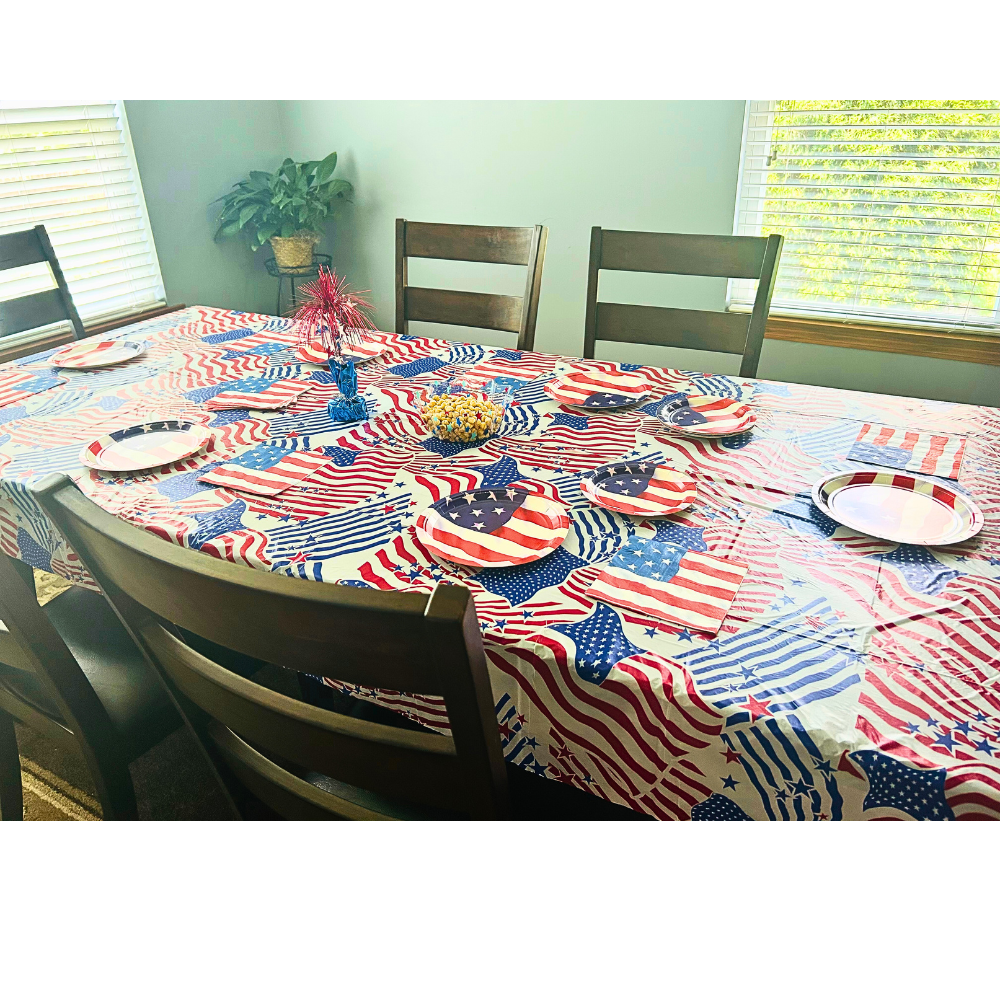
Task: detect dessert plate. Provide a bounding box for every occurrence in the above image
[657,393,755,437]
[52,340,146,369]
[581,461,697,518]
[544,370,652,409]
[416,488,569,568]
[811,470,983,546]
[294,339,386,365]
[80,420,213,472]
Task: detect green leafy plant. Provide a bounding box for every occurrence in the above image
[213,153,353,250]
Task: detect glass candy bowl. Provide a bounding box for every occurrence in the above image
[422,378,512,444]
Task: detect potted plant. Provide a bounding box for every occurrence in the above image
[213,153,353,268]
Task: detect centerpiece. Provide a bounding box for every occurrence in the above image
[292,266,376,422]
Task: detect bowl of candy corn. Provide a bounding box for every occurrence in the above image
[421,378,512,444]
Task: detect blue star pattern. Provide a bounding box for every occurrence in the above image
[691,794,753,820]
[851,750,955,820]
[553,602,642,685]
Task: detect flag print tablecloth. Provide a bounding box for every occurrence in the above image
[2,306,999,821]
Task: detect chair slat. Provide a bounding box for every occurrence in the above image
[596,302,751,354]
[599,230,769,279]
[405,286,524,334]
[404,222,534,265]
[0,228,46,270]
[147,625,468,813]
[0,289,70,338]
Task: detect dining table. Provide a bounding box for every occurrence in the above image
[1,304,998,821]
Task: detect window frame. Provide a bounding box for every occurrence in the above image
[0,100,167,352]
[731,100,1000,366]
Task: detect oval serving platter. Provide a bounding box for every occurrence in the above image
[416,488,569,568]
[656,393,755,437]
[544,370,652,410]
[811,470,984,546]
[80,420,213,472]
[580,461,697,518]
[52,339,146,369]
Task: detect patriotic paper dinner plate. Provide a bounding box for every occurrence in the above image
[544,370,652,409]
[80,420,213,472]
[416,488,570,568]
[811,470,984,546]
[294,339,386,365]
[657,393,755,437]
[581,461,697,518]
[52,340,146,368]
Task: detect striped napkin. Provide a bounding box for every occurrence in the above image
[204,377,312,411]
[848,422,966,479]
[586,538,748,634]
[0,370,65,408]
[197,444,332,496]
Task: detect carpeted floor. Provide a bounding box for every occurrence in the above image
[16,570,233,821]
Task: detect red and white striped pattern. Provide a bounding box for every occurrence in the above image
[294,338,386,365]
[659,394,756,437]
[852,422,967,479]
[587,549,749,634]
[544,370,652,407]
[51,339,145,368]
[204,379,312,411]
[580,464,697,517]
[416,492,569,568]
[198,449,332,497]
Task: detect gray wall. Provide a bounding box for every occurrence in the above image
[125,100,286,315]
[128,100,999,406]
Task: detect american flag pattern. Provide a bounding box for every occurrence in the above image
[51,339,146,368]
[848,422,967,479]
[197,444,333,497]
[580,461,696,517]
[295,338,387,365]
[203,377,312,411]
[586,537,748,634]
[80,421,213,472]
[416,488,570,568]
[544,369,652,409]
[2,305,999,821]
[657,392,756,437]
[0,369,66,408]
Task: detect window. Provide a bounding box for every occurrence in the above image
[731,100,1000,334]
[0,101,165,344]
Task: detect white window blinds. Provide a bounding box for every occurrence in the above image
[0,101,165,336]
[731,100,1000,332]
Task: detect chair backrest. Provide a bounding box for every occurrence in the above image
[0,225,86,343]
[395,219,548,351]
[34,475,510,820]
[583,228,783,378]
[0,551,128,793]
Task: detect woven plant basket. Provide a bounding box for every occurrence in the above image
[270,232,320,269]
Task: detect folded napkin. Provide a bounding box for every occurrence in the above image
[0,370,66,408]
[197,444,332,496]
[848,422,966,479]
[586,537,748,635]
[204,377,312,411]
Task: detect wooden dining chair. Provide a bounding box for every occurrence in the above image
[0,225,86,343]
[395,219,548,351]
[35,475,510,821]
[583,229,783,378]
[0,553,181,820]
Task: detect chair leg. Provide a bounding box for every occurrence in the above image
[0,712,24,821]
[82,747,139,821]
